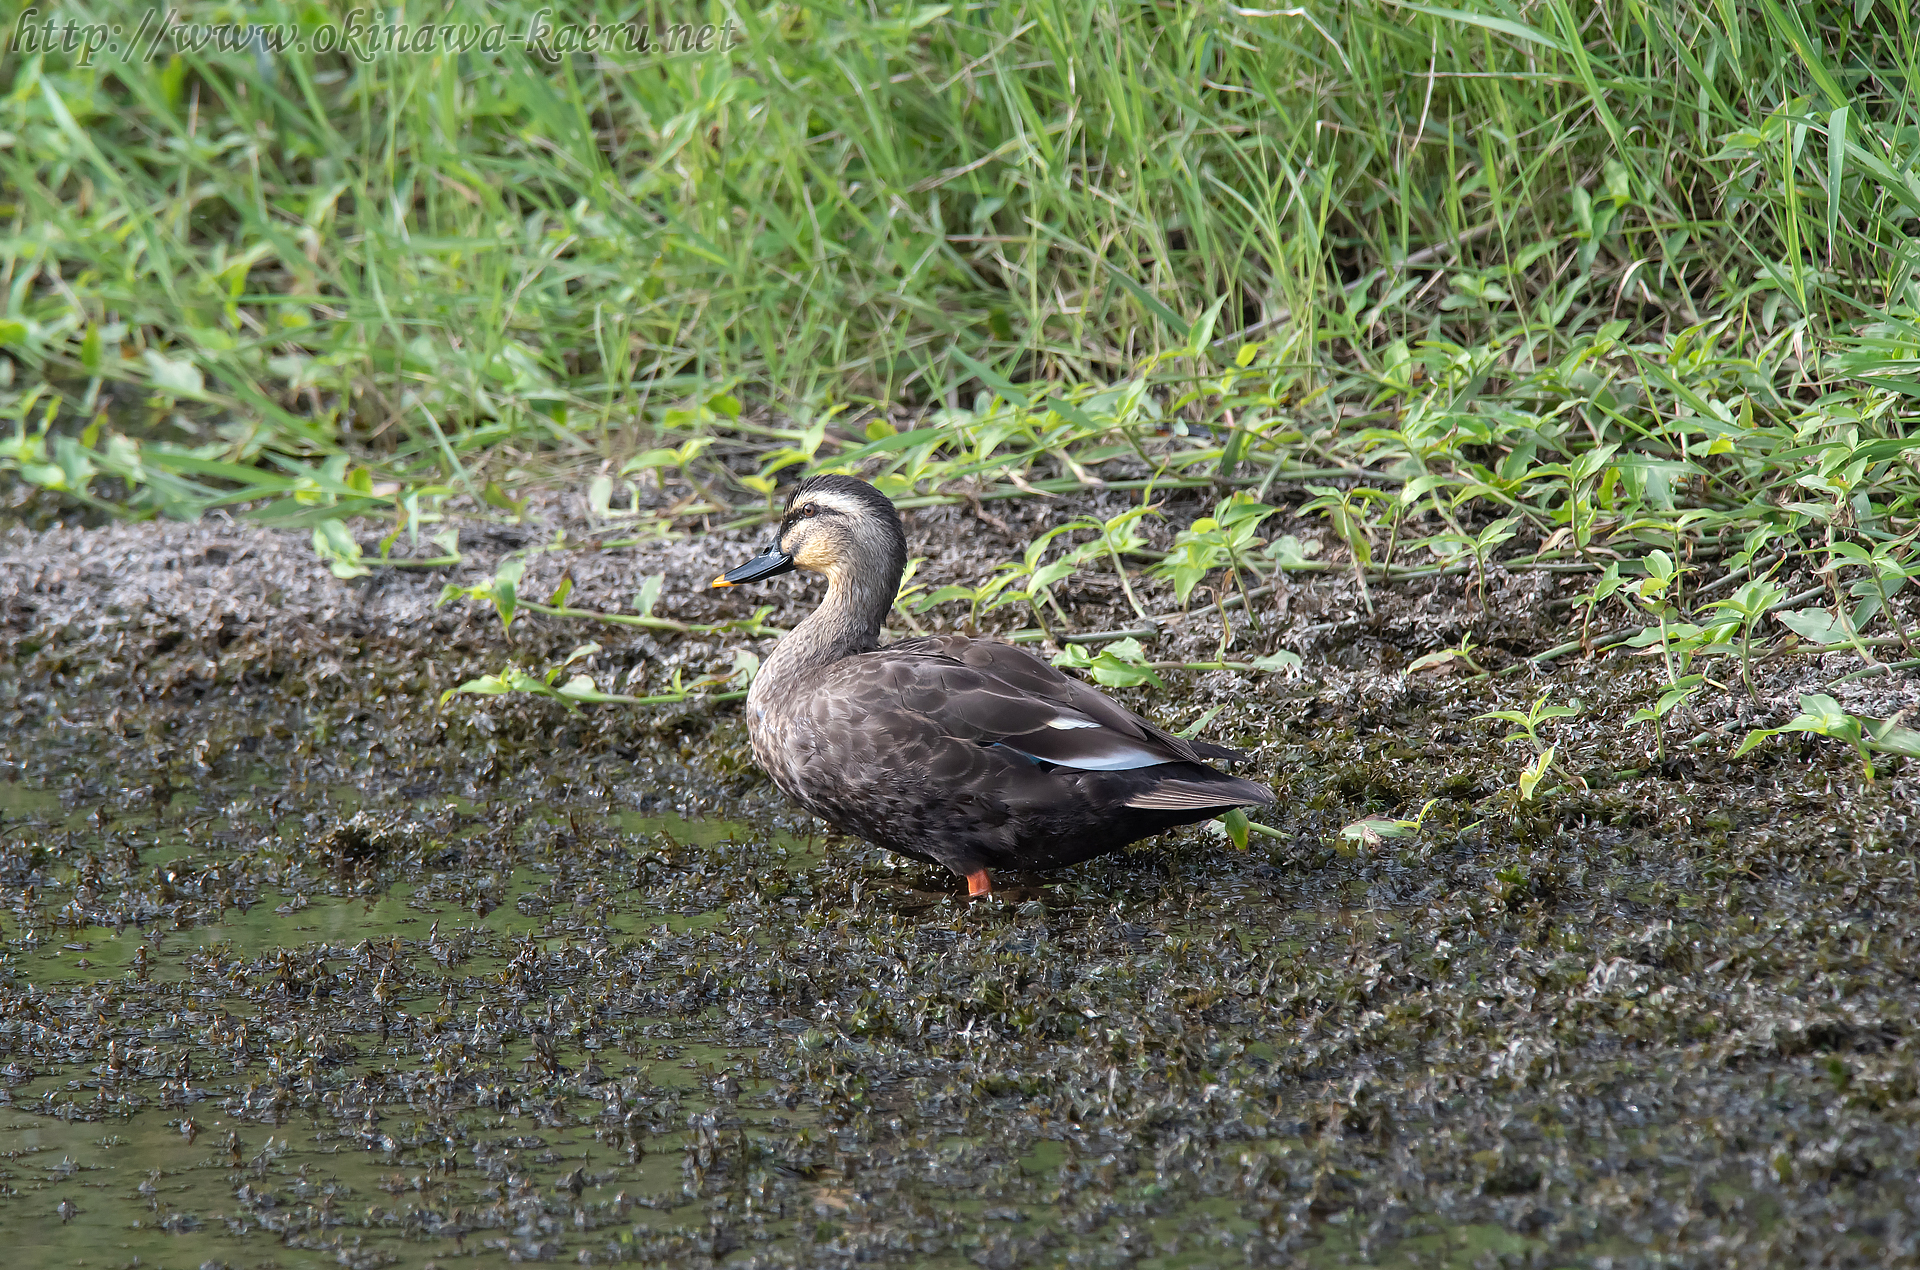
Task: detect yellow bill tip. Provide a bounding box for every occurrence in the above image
[710,575,733,588]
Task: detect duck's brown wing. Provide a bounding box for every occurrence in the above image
[855,635,1260,779]
[783,635,1270,875]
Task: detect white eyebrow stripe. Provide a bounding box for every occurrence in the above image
[803,492,866,517]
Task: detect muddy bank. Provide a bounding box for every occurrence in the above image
[7,485,1913,752]
[3,494,1919,1268]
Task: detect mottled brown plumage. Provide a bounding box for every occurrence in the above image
[713,475,1274,896]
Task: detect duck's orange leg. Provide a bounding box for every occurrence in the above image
[965,869,993,899]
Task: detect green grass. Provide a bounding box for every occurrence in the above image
[4,2,1920,715]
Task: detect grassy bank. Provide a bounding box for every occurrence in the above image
[3,1,1920,708]
[0,1,1911,471]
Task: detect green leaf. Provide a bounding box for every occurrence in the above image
[1774,608,1848,645]
[1175,705,1226,738]
[1732,694,1906,769]
[1704,580,1787,619]
[1052,647,1115,683]
[1624,623,1704,648]
[1826,106,1848,256]
[488,558,526,631]
[587,475,620,519]
[1863,718,1920,759]
[482,482,527,517]
[1341,816,1419,846]
[1401,472,1453,506]
[554,674,632,705]
[1266,535,1322,568]
[1389,2,1570,54]
[950,348,1103,434]
[634,573,664,619]
[1187,293,1230,357]
[1107,269,1191,341]
[915,584,981,611]
[1052,638,1165,689]
[1028,559,1077,591]
[1796,694,1857,736]
[143,350,204,397]
[1630,675,1704,725]
[1846,436,1920,465]
[311,521,369,579]
[1518,745,1555,801]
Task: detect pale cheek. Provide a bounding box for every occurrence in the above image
[795,541,838,571]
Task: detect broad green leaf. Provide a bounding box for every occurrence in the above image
[1774,608,1848,645]
[634,573,664,619]
[311,522,369,579]
[144,350,204,397]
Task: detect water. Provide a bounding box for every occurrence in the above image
[0,661,1911,1267]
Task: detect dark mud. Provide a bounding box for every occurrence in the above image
[3,491,1920,1268]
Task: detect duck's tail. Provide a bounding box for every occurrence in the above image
[1124,772,1274,812]
[1186,739,1253,763]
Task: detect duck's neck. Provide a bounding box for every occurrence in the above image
[760,566,894,684]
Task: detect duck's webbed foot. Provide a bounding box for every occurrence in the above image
[964,868,993,899]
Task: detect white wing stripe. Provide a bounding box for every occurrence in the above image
[1055,750,1170,770]
[1001,738,1168,770]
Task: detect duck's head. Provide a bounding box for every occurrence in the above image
[712,474,907,591]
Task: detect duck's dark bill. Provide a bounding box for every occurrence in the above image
[712,546,796,587]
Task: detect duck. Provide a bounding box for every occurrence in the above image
[711,474,1274,897]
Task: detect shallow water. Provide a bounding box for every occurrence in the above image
[1,654,1917,1268]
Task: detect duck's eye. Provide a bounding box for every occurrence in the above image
[800,504,818,518]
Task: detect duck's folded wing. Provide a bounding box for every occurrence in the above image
[868,638,1241,772]
[1122,776,1274,810]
